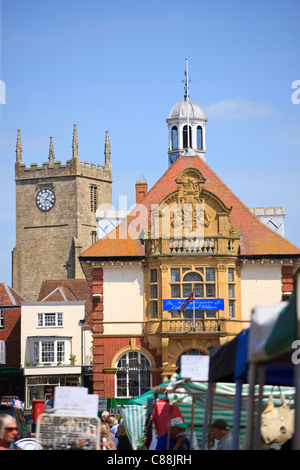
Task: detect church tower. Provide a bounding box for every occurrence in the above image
[167,58,207,166]
[12,126,113,300]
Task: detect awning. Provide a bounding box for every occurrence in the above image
[248,292,297,363]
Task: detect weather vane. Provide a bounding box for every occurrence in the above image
[184,57,191,102]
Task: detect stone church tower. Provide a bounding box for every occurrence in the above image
[12,125,112,300]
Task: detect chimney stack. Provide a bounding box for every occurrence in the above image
[135,176,148,204]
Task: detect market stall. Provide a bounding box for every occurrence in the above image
[245,276,299,450]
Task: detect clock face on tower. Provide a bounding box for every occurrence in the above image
[36,188,56,212]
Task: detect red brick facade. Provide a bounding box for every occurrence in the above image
[90,268,161,398]
[0,307,21,366]
[91,268,104,396]
[281,266,294,298]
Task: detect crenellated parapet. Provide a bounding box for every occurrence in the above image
[15,159,112,181]
[15,125,112,182]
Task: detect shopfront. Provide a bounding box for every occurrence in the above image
[24,369,82,409]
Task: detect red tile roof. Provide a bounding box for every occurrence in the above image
[0,283,27,306]
[80,155,300,259]
[37,279,92,314]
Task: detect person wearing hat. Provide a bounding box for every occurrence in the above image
[156,417,192,450]
[212,419,233,450]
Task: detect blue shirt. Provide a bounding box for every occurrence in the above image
[156,432,191,450]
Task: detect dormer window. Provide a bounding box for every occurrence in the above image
[171,126,178,150]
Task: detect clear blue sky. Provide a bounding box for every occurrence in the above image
[0,0,299,286]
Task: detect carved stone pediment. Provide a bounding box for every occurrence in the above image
[146,168,240,255]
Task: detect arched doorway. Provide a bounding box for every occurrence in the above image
[176,349,206,374]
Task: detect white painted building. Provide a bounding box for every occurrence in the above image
[21,299,92,408]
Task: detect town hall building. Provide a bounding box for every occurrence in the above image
[79,77,300,400]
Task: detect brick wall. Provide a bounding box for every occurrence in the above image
[90,267,162,397]
[0,307,21,366]
[281,266,294,299]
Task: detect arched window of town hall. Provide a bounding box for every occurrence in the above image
[116,351,151,398]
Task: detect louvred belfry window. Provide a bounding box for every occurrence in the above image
[90,185,97,212]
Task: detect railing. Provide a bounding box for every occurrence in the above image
[169,238,216,254]
[146,236,239,256]
[161,318,222,333]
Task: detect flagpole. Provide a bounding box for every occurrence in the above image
[193,291,195,331]
[185,57,190,149]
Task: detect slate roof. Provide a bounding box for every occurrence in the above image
[80,155,300,260]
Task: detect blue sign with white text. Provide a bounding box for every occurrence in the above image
[163,298,224,311]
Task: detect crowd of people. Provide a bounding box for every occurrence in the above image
[1,409,294,451]
[100,410,132,450]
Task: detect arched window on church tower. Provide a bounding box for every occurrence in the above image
[197,126,203,149]
[171,126,178,150]
[183,125,192,148]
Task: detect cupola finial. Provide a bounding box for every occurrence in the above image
[184,57,190,102]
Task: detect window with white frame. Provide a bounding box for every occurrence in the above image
[150,269,158,319]
[0,341,5,364]
[116,351,151,398]
[0,309,4,328]
[33,339,67,364]
[37,312,63,328]
[228,267,236,318]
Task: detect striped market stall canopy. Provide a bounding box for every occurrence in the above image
[123,380,294,449]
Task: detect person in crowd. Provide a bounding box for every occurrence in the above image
[116,422,132,450]
[211,419,233,450]
[0,415,20,450]
[108,417,119,442]
[156,417,191,450]
[101,414,115,446]
[100,423,116,450]
[101,410,110,423]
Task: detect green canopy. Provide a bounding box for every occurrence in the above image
[124,378,294,449]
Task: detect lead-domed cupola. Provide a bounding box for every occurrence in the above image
[169,100,205,120]
[167,59,207,166]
